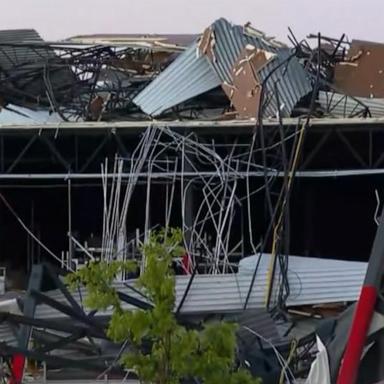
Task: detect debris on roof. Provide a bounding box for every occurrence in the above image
[3,17,384,384]
[134,18,312,118]
[333,40,384,98]
[0,19,384,123]
[132,42,222,116]
[65,33,197,48]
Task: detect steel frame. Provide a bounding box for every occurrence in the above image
[0,263,153,381]
[0,123,384,178]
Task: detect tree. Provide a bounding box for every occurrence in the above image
[67,228,260,384]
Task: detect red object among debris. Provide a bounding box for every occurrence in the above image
[8,354,25,384]
[336,285,377,384]
[181,254,192,274]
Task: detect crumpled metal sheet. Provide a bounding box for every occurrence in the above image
[132,42,221,116]
[134,18,312,118]
[0,29,73,90]
[318,90,384,117]
[35,254,367,321]
[203,18,312,117]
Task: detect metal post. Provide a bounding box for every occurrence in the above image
[337,209,384,384]
[67,178,72,269]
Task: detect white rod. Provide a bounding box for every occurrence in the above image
[2,168,384,179]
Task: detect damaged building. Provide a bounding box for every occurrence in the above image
[0,17,384,384]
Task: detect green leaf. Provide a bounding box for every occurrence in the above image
[67,228,261,384]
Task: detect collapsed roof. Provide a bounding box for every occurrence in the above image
[1,19,384,123]
[133,18,312,119]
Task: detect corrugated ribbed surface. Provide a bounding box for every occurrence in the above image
[239,254,366,305]
[0,29,51,70]
[0,29,74,98]
[134,18,311,118]
[133,43,221,116]
[260,49,312,117]
[224,309,283,345]
[206,18,280,83]
[207,19,311,117]
[0,322,18,345]
[34,255,366,320]
[318,91,384,118]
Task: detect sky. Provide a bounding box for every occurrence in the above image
[1,0,383,43]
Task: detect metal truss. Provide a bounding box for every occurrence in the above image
[0,263,154,381]
[1,122,384,178]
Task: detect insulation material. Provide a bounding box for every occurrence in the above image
[222,45,274,118]
[134,18,312,118]
[334,40,384,98]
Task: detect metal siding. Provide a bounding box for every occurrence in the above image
[0,29,75,103]
[0,323,18,346]
[134,18,311,118]
[318,91,384,117]
[223,309,284,346]
[34,256,366,320]
[0,29,50,70]
[204,19,311,118]
[207,18,279,84]
[133,43,221,116]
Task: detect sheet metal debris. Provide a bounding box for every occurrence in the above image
[318,91,384,118]
[132,43,222,116]
[33,254,367,321]
[134,18,312,118]
[0,20,383,122]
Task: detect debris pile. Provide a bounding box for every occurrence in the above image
[2,18,384,123]
[1,17,384,384]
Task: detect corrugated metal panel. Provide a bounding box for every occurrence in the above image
[206,19,311,117]
[260,49,312,117]
[34,255,366,320]
[0,29,74,98]
[206,18,280,84]
[134,18,311,118]
[318,91,384,117]
[0,29,50,70]
[0,322,18,346]
[0,297,21,346]
[0,104,63,124]
[224,309,283,345]
[133,43,221,116]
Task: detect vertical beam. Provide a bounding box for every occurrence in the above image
[67,179,72,269]
[183,148,194,255]
[75,135,79,172]
[1,135,4,173]
[337,209,384,384]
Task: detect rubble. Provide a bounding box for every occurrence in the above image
[1,16,384,384]
[1,18,384,123]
